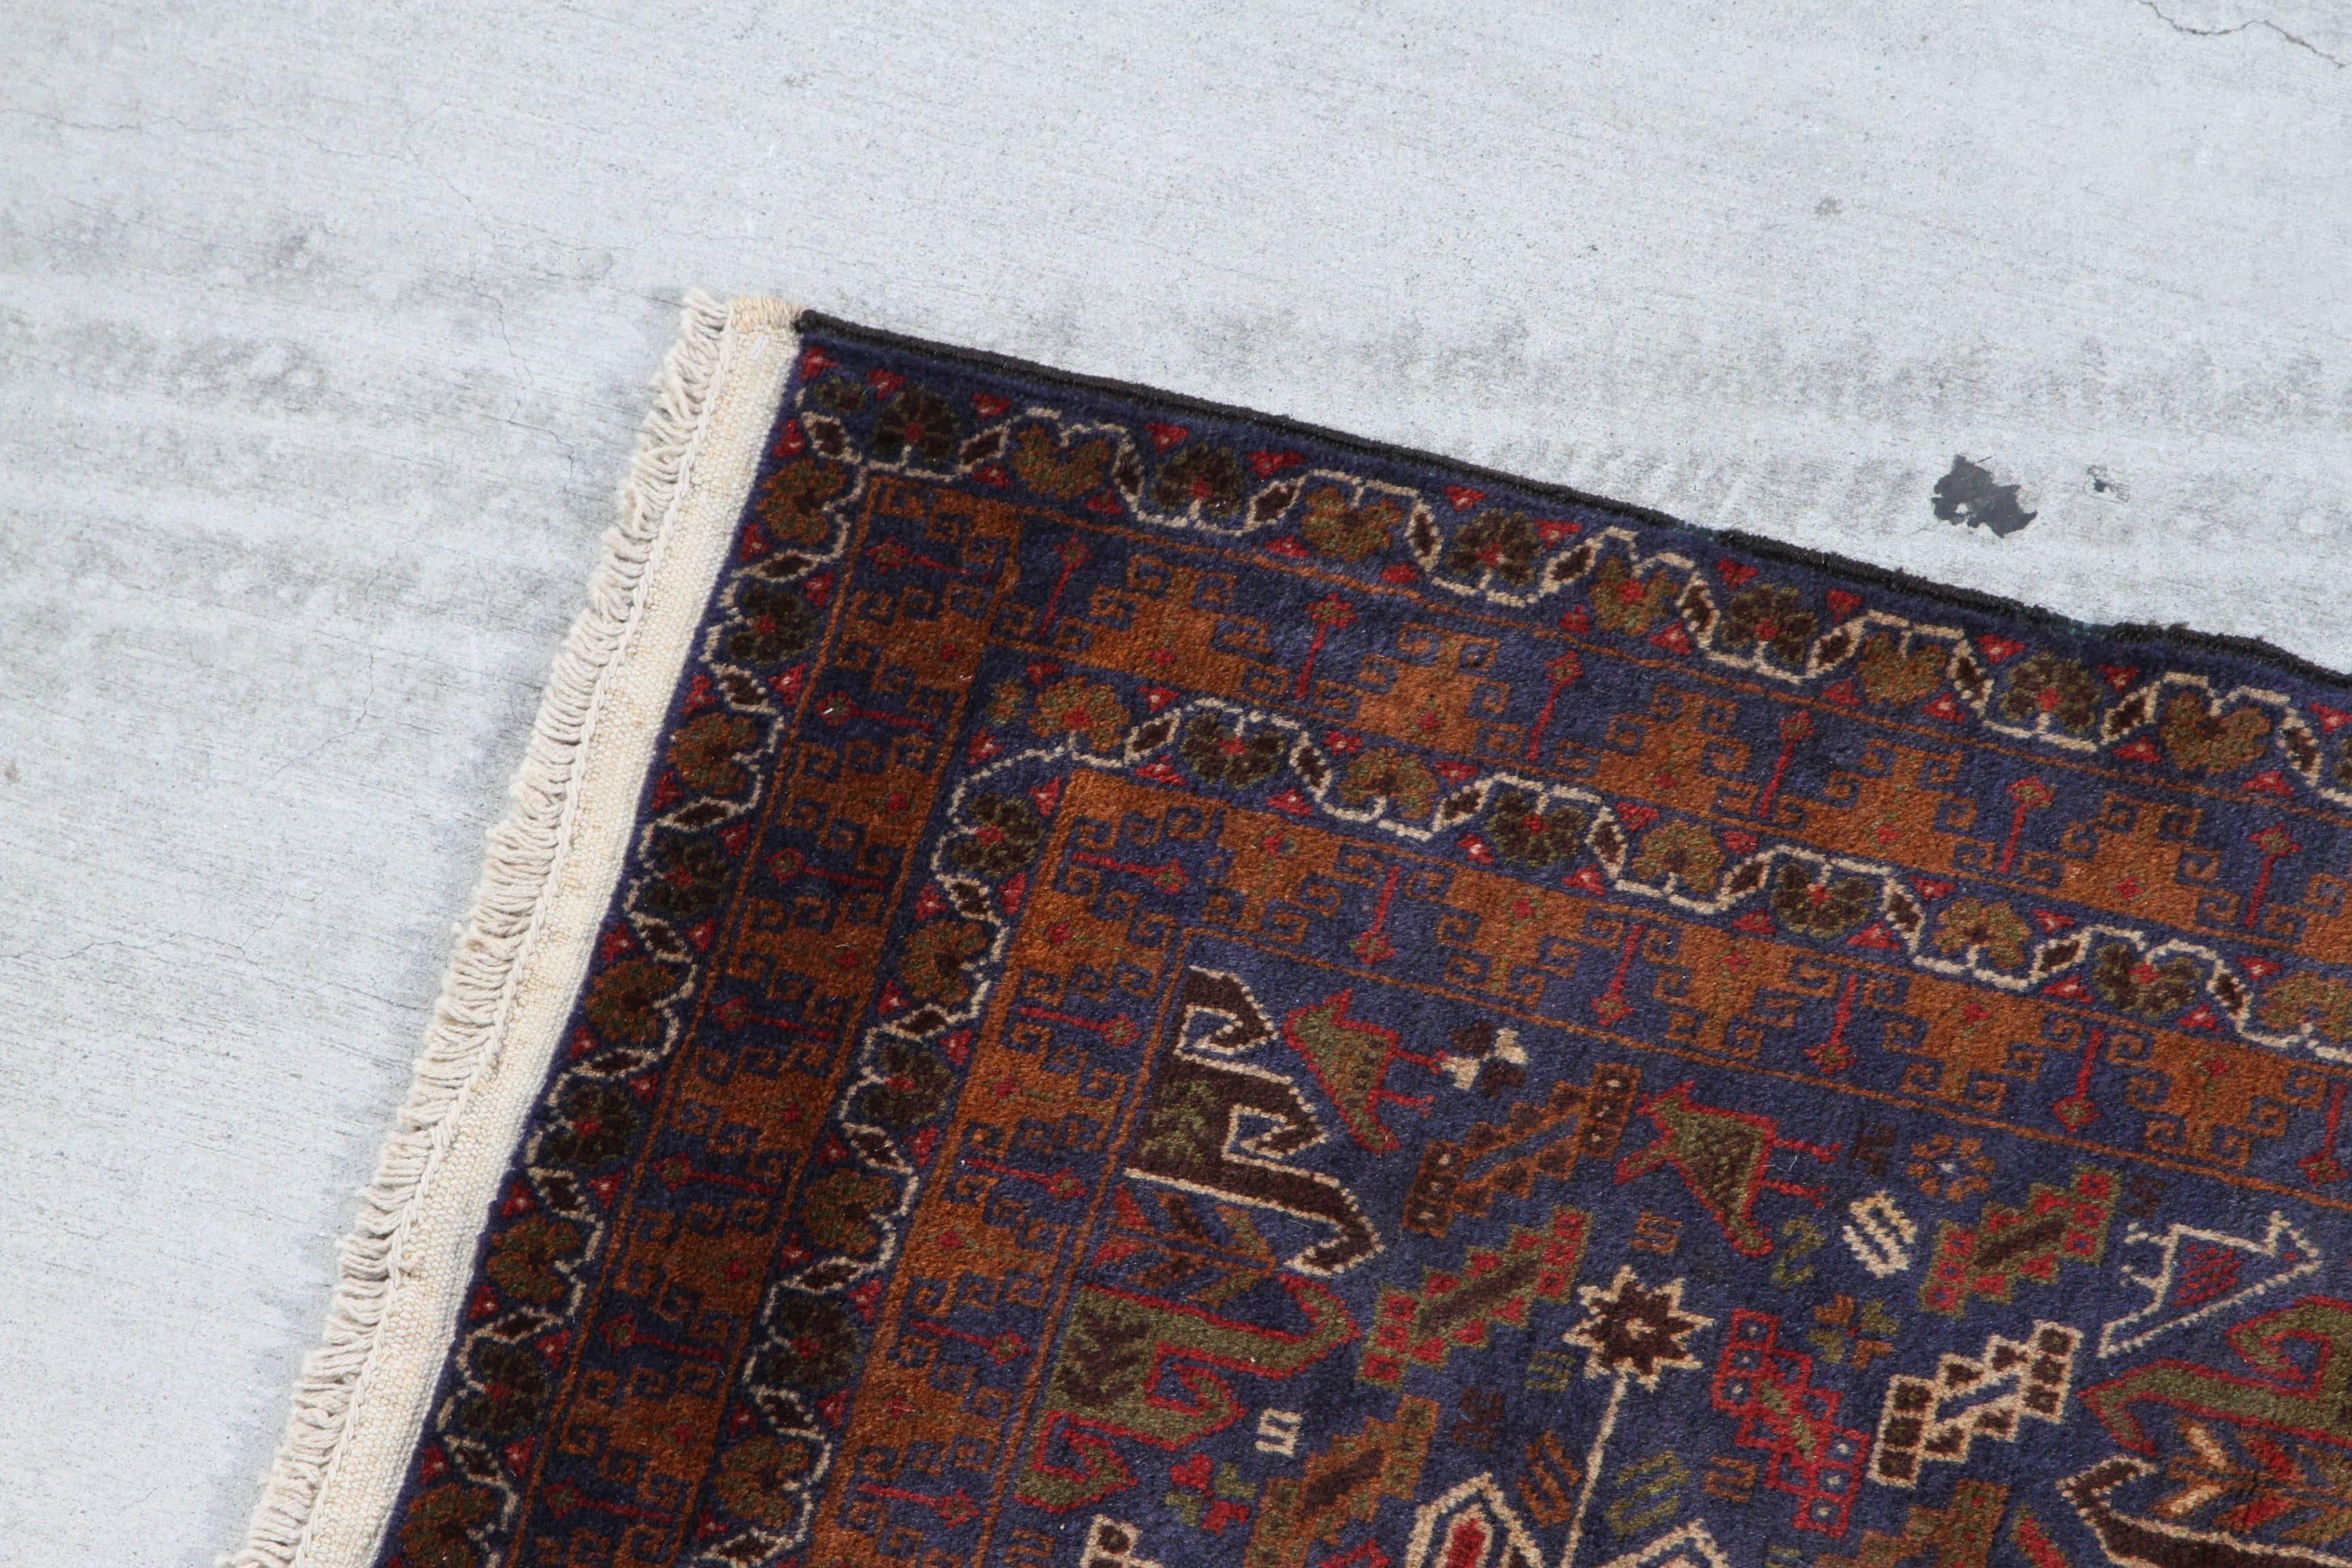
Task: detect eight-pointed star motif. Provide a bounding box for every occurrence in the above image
[1561,1265,1713,1390]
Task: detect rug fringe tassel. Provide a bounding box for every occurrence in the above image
[223,291,738,1568]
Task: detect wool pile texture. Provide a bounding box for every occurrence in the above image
[269,305,2352,1568]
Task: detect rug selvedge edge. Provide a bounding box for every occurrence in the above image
[225,294,800,1568]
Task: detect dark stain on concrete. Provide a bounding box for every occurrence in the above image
[1932,455,2037,538]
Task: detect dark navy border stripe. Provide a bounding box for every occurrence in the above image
[797,308,2351,693]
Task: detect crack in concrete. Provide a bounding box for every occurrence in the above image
[2134,0,2347,68]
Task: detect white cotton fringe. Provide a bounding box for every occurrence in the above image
[226,292,739,1568]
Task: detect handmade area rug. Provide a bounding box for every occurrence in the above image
[240,297,2352,1568]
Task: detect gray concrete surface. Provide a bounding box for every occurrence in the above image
[5,2,2351,1563]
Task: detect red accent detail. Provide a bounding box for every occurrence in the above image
[1145,421,1189,451]
[796,344,832,377]
[1614,803,1659,832]
[771,664,808,703]
[1442,1516,1490,1568]
[2242,955,2284,978]
[686,919,716,952]
[801,571,835,608]
[1171,1452,1213,1491]
[1086,493,1124,514]
[2303,1082,2351,1186]
[2314,702,2352,734]
[1716,558,1760,588]
[1710,1309,1868,1533]
[597,926,635,964]
[865,368,904,397]
[1092,1234,1143,1269]
[1979,635,2027,663]
[774,419,808,455]
[1754,709,1814,823]
[1735,911,1777,934]
[969,462,1010,487]
[1109,1186,1154,1234]
[1827,589,1863,621]
[1134,760,1187,785]
[1922,693,1967,722]
[1294,596,1356,698]
[1524,653,1586,763]
[1262,536,1311,559]
[1650,622,1694,655]
[915,885,949,921]
[586,1173,622,1208]
[2176,1004,2222,1032]
[2172,1240,2249,1310]
[1592,920,1650,1024]
[1558,606,1592,635]
[648,772,683,811]
[2042,975,2093,1001]
[1351,863,1407,968]
[1847,924,1900,951]
[2244,825,2302,930]
[2015,1511,2072,1568]
[965,730,1002,765]
[1443,485,1486,510]
[1265,789,1314,817]
[1820,679,1861,706]
[1914,878,1956,900]
[2114,737,2163,764]
[2098,664,2141,692]
[2244,769,2294,797]
[1563,865,1607,894]
[1722,831,1759,856]
[2051,1026,2108,1132]
[1997,775,2055,873]
[1247,449,1303,478]
[1432,760,1481,785]
[1204,1499,1252,1536]
[2032,910,2076,934]
[1461,834,1496,866]
[1382,561,1421,584]
[973,393,1011,419]
[1536,519,1582,545]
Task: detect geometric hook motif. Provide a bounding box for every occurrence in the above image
[1870,1322,2080,1487]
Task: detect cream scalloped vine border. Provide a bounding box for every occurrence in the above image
[226,295,798,1568]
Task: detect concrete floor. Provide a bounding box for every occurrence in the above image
[5,3,2351,1563]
